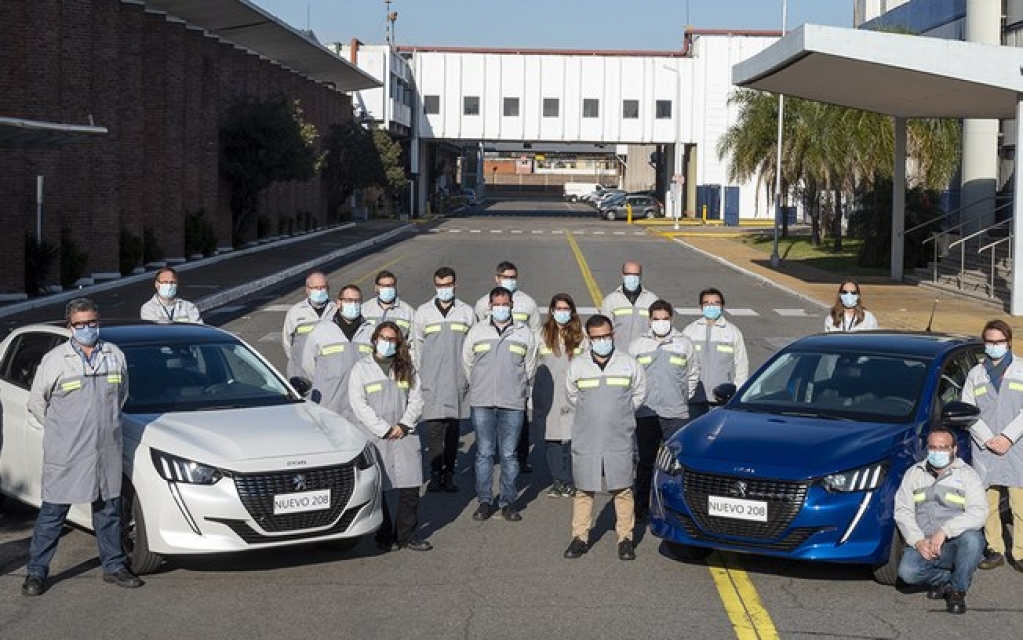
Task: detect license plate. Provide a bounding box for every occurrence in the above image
[273,489,331,515]
[707,495,768,522]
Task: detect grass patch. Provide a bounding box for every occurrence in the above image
[737,234,888,277]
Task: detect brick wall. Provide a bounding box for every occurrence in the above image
[0,0,353,295]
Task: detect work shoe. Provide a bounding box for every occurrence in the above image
[21,575,45,597]
[618,539,637,561]
[472,502,494,521]
[561,483,577,497]
[400,537,433,552]
[102,569,144,589]
[546,481,565,498]
[427,472,443,493]
[946,590,967,614]
[927,583,951,600]
[501,505,522,522]
[563,537,589,559]
[442,471,459,493]
[979,550,1005,570]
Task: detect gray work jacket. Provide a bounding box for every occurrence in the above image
[532,331,587,442]
[600,286,659,351]
[302,317,374,424]
[362,297,415,339]
[28,340,128,504]
[140,295,203,324]
[462,320,537,410]
[629,329,699,419]
[474,290,541,332]
[412,298,475,420]
[681,316,749,403]
[281,298,336,379]
[962,358,1023,487]
[894,458,988,547]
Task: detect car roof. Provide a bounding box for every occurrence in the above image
[787,331,979,359]
[6,322,236,347]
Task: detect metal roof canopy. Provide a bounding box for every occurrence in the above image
[0,117,108,149]
[732,24,1023,315]
[144,0,380,91]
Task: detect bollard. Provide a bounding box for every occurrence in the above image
[626,203,633,224]
[702,204,707,224]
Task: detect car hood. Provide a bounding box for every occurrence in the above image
[675,409,914,479]
[126,402,368,471]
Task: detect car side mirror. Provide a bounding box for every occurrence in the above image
[289,376,312,397]
[712,383,737,405]
[940,401,981,429]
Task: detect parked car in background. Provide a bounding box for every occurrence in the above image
[590,189,626,209]
[564,182,607,202]
[600,194,663,220]
[650,331,984,584]
[460,188,478,205]
[0,324,382,574]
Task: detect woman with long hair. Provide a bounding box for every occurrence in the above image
[348,321,430,551]
[825,280,878,332]
[532,294,587,498]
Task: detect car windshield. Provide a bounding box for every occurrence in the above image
[122,341,298,413]
[734,351,929,423]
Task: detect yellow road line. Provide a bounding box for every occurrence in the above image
[351,256,406,287]
[564,230,604,307]
[707,552,779,640]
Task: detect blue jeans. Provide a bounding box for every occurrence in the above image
[472,407,523,507]
[898,529,985,593]
[27,498,127,579]
[545,440,573,486]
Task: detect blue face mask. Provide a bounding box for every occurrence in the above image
[840,292,859,309]
[491,305,512,323]
[378,286,397,304]
[435,287,455,302]
[500,278,517,293]
[375,340,397,359]
[158,283,177,299]
[623,275,641,292]
[309,289,329,305]
[702,305,723,321]
[927,450,952,469]
[553,310,572,325]
[986,344,1008,361]
[591,338,614,357]
[341,302,361,320]
[73,326,100,347]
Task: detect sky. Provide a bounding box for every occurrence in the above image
[253,0,852,51]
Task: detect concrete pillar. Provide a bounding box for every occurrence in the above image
[1011,99,1023,316]
[961,0,1001,228]
[892,117,906,282]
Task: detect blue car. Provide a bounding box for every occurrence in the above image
[650,332,983,583]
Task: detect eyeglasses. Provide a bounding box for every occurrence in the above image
[927,444,955,451]
[588,333,613,340]
[70,321,99,329]
[157,280,177,285]
[840,289,858,295]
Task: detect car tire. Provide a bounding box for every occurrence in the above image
[663,540,713,563]
[316,536,363,552]
[121,482,164,575]
[568,196,577,203]
[871,526,904,585]
[645,209,655,219]
[605,210,616,221]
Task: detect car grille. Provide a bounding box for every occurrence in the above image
[207,501,368,544]
[683,468,809,540]
[233,464,356,532]
[668,509,821,552]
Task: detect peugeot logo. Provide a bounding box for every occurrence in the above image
[292,474,307,491]
[729,481,748,498]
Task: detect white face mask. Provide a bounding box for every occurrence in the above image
[651,319,672,336]
[500,278,517,293]
[435,286,455,302]
[378,286,397,304]
[158,283,177,299]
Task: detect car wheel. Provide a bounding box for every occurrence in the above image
[121,482,164,575]
[316,536,363,552]
[645,209,655,219]
[663,540,713,563]
[871,526,904,585]
[569,196,577,203]
[605,210,616,221]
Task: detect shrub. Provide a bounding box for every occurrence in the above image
[24,233,59,295]
[143,228,163,264]
[184,210,218,257]
[120,228,144,275]
[60,228,89,288]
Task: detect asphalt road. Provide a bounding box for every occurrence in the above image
[1,200,1020,639]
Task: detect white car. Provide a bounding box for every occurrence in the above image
[0,323,382,573]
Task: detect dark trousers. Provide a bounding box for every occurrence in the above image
[517,417,531,462]
[545,440,573,485]
[426,419,461,474]
[28,497,127,579]
[635,415,687,512]
[377,487,421,545]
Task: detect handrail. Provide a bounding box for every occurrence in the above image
[921,200,1014,246]
[904,194,1001,236]
[978,233,1014,298]
[948,217,1011,250]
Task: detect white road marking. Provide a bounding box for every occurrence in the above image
[262,304,293,312]
[531,230,544,234]
[775,308,811,317]
[490,230,503,234]
[427,228,441,233]
[209,305,244,314]
[510,230,524,234]
[469,229,482,234]
[676,307,703,316]
[592,231,605,235]
[613,231,626,235]
[258,332,280,343]
[726,308,759,316]
[449,229,463,233]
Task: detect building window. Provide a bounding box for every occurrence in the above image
[656,100,672,119]
[543,98,559,117]
[503,97,520,117]
[623,100,639,119]
[424,95,440,114]
[583,99,599,118]
[464,96,480,116]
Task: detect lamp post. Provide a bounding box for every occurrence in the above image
[770,0,788,269]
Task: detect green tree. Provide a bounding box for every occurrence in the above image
[321,120,382,220]
[372,129,407,196]
[220,94,318,243]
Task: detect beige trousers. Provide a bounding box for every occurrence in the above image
[984,486,1023,559]
[571,488,635,543]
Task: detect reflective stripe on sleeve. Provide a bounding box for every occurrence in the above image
[450,323,469,333]
[636,355,653,365]
[606,377,631,387]
[61,380,82,392]
[474,343,491,353]
[509,344,527,356]
[424,324,442,334]
[539,347,553,355]
[1008,382,1023,392]
[576,378,600,389]
[716,344,734,353]
[321,344,346,356]
[296,325,315,334]
[106,374,123,384]
[513,312,528,322]
[358,344,373,353]
[612,308,633,316]
[669,356,686,366]
[945,493,967,506]
[397,381,410,390]
[913,491,926,503]
[365,383,383,394]
[973,386,987,396]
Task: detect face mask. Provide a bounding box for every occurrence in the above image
[500,278,517,293]
[985,343,1008,360]
[73,326,100,347]
[378,286,397,304]
[591,338,614,357]
[435,287,455,302]
[341,302,361,320]
[623,275,641,292]
[158,283,177,299]
[553,310,572,325]
[840,293,859,309]
[375,340,397,358]
[491,305,512,323]
[309,289,329,305]
[651,319,672,336]
[927,450,952,469]
[702,305,723,321]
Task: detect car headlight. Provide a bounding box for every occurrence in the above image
[355,444,376,470]
[820,462,887,493]
[655,444,683,476]
[151,449,224,485]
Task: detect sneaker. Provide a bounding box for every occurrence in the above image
[21,574,45,597]
[101,569,144,589]
[501,505,522,522]
[563,537,589,559]
[472,502,494,521]
[979,550,1005,570]
[946,590,967,614]
[618,539,636,561]
[927,583,951,600]
[400,537,433,552]
[546,481,565,498]
[561,483,577,497]
[442,471,459,493]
